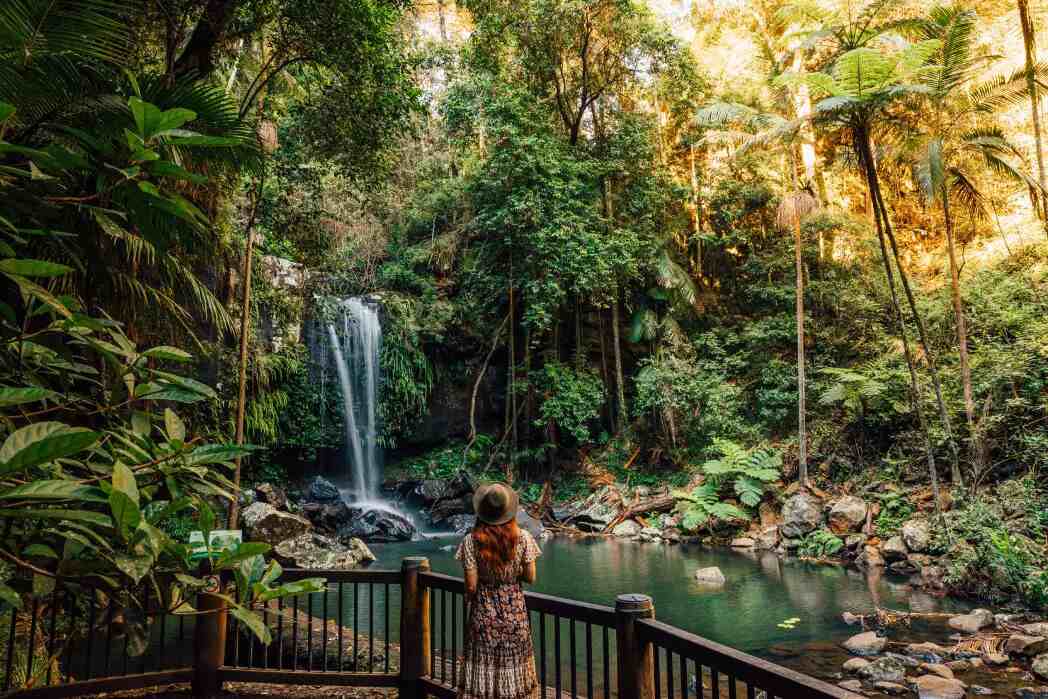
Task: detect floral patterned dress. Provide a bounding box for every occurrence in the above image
[455,529,542,699]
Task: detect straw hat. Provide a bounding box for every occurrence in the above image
[472,483,519,525]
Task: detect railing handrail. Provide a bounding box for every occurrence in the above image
[637,618,856,698]
[280,567,401,583]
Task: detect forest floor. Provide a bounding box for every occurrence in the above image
[89,683,396,698]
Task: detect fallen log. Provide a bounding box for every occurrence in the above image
[602,493,677,532]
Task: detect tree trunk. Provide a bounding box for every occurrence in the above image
[173,0,239,78]
[858,127,943,512]
[228,227,254,530]
[1019,0,1048,225]
[795,213,808,488]
[942,188,979,472]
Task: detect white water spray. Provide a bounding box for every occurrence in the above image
[327,297,383,502]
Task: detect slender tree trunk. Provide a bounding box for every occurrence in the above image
[1019,0,1048,225]
[611,292,626,433]
[942,188,979,473]
[689,143,703,277]
[228,228,254,530]
[858,128,943,512]
[794,213,808,488]
[507,280,517,480]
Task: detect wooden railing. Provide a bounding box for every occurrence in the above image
[0,556,859,699]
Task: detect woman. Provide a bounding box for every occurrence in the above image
[456,482,542,699]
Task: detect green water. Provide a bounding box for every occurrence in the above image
[365,534,1027,696]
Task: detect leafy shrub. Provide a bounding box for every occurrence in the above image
[798,530,845,558]
[673,439,781,530]
[872,492,915,536]
[535,363,605,444]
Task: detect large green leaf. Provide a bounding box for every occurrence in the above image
[164,408,186,443]
[0,259,73,277]
[0,386,56,407]
[112,462,140,506]
[0,508,112,527]
[0,422,99,474]
[184,444,256,466]
[110,491,142,541]
[257,578,326,603]
[141,346,193,363]
[228,604,272,644]
[0,481,107,502]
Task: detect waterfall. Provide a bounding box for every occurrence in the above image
[327,297,383,502]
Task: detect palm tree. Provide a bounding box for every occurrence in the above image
[909,5,1046,477]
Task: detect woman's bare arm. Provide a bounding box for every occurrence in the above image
[519,560,537,585]
[464,567,479,596]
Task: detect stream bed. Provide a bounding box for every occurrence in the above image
[365,534,1037,697]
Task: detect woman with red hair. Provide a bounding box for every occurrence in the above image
[456,483,542,699]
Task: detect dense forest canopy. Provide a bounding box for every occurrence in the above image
[3,0,1048,665]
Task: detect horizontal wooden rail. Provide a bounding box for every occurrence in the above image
[219,668,398,687]
[0,669,192,699]
[638,618,857,698]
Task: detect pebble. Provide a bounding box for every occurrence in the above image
[842,657,870,673]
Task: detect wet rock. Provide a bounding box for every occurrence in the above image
[828,496,868,535]
[241,502,312,545]
[838,679,863,692]
[753,526,778,549]
[639,527,663,542]
[856,544,885,568]
[874,681,909,695]
[1025,624,1048,637]
[906,642,947,664]
[890,559,920,575]
[339,507,416,542]
[920,565,946,590]
[302,500,353,533]
[567,487,621,532]
[857,656,906,683]
[844,631,887,657]
[307,476,341,503]
[1033,653,1048,681]
[882,535,908,561]
[842,612,861,626]
[758,502,781,528]
[661,528,681,544]
[273,532,374,570]
[430,494,472,524]
[902,519,932,553]
[911,675,966,699]
[919,663,954,679]
[445,514,476,535]
[842,657,870,673]
[781,492,823,538]
[516,509,547,541]
[908,553,934,568]
[255,483,288,510]
[412,479,448,506]
[730,536,756,548]
[945,660,970,672]
[1016,688,1048,698]
[1009,635,1048,657]
[844,533,866,551]
[886,652,919,668]
[694,567,726,586]
[949,609,994,634]
[612,520,642,538]
[982,651,1009,666]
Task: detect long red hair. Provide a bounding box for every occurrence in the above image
[472,519,520,572]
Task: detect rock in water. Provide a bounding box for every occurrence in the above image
[948,609,994,634]
[301,500,353,533]
[1016,688,1048,698]
[843,631,887,656]
[857,656,906,683]
[842,657,870,673]
[902,519,932,553]
[241,502,312,545]
[694,567,726,586]
[755,526,780,549]
[255,483,288,510]
[568,487,621,532]
[828,496,868,535]
[339,507,416,542]
[307,476,341,503]
[911,675,966,699]
[446,514,476,535]
[780,492,823,538]
[517,509,547,541]
[874,681,909,695]
[1008,635,1048,657]
[613,520,642,538]
[1033,653,1048,681]
[274,532,375,570]
[882,535,908,561]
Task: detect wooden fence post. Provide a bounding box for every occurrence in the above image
[191,564,228,698]
[400,556,431,699]
[615,593,655,699]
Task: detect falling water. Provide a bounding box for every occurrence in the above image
[327,297,383,502]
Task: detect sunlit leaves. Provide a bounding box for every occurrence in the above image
[0,421,99,474]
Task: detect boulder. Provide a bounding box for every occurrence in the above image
[639,527,663,542]
[517,509,547,541]
[241,502,312,545]
[307,476,342,503]
[302,500,353,533]
[273,532,374,570]
[944,660,970,672]
[758,502,781,528]
[902,519,932,553]
[889,559,919,575]
[919,663,954,680]
[856,544,885,568]
[339,507,416,542]
[882,535,908,562]
[842,657,870,673]
[412,479,448,506]
[858,656,906,683]
[828,496,868,535]
[661,528,681,544]
[755,526,780,550]
[982,651,1009,666]
[1025,624,1048,637]
[886,652,919,668]
[949,609,994,634]
[781,492,823,538]
[843,631,887,657]
[873,681,909,695]
[612,520,642,538]
[730,536,756,548]
[255,483,287,510]
[920,565,945,590]
[694,567,726,586]
[429,494,471,524]
[1033,653,1048,681]
[842,612,861,626]
[905,642,948,664]
[911,675,966,699]
[844,533,866,551]
[1009,635,1048,657]
[445,514,476,535]
[568,487,621,532]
